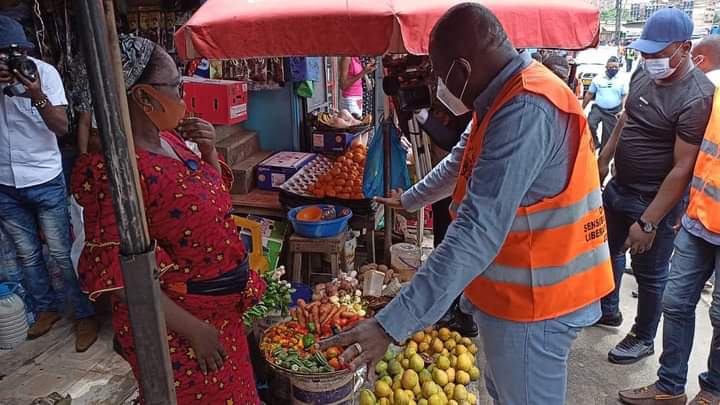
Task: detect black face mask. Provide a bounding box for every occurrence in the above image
[606,68,619,78]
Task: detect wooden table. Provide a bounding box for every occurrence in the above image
[231,189,284,218]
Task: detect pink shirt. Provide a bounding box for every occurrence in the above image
[342,57,364,97]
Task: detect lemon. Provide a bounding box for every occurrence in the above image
[422,380,439,398]
[384,349,395,362]
[376,361,388,375]
[450,355,458,368]
[438,327,452,342]
[453,384,469,401]
[449,401,459,405]
[419,342,431,354]
[402,359,410,369]
[441,348,450,358]
[454,345,468,356]
[467,393,478,405]
[428,393,443,405]
[431,338,445,354]
[460,337,472,346]
[452,331,462,342]
[444,382,455,397]
[375,380,392,398]
[419,369,433,384]
[360,389,377,405]
[445,339,457,351]
[467,344,479,355]
[410,354,425,373]
[413,331,426,344]
[432,368,449,387]
[378,398,390,405]
[418,399,429,405]
[469,367,480,381]
[413,384,422,397]
[381,376,393,386]
[395,388,410,405]
[436,356,451,371]
[456,353,473,372]
[455,370,471,386]
[389,360,404,376]
[446,368,456,383]
[402,369,420,390]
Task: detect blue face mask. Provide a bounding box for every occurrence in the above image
[606,68,619,78]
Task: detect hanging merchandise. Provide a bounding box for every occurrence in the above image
[362,122,412,198]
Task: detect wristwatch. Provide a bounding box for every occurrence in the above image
[637,218,657,233]
[31,94,49,110]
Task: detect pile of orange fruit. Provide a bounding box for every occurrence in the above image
[308,143,367,200]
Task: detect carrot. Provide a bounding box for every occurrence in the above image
[312,305,320,328]
[297,307,306,325]
[340,311,356,319]
[319,304,333,323]
[322,306,343,326]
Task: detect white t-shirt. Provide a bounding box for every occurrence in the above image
[0,57,68,188]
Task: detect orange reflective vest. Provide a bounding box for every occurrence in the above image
[450,61,615,322]
[687,87,720,234]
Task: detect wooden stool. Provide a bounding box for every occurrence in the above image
[289,232,347,284]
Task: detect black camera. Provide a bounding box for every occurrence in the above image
[382,55,433,112]
[0,45,38,97]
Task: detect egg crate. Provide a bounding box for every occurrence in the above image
[279,155,334,197]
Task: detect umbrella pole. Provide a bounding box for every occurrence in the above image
[383,119,392,265]
[74,1,177,403]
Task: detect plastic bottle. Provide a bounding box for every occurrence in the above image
[0,282,29,349]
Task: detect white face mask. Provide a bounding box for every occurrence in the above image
[436,60,471,116]
[644,45,683,80]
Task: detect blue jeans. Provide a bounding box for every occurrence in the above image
[656,227,720,396]
[460,297,597,404]
[0,174,94,319]
[600,180,678,343]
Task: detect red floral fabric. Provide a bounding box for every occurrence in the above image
[71,132,265,404]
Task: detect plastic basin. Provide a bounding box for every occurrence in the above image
[288,204,352,238]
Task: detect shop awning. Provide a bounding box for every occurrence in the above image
[175,0,600,60]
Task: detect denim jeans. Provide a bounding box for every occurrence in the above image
[0,174,94,319]
[656,227,720,396]
[600,180,678,343]
[460,296,598,404]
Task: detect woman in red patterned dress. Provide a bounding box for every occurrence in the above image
[71,35,264,404]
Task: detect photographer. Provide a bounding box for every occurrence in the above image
[0,16,97,351]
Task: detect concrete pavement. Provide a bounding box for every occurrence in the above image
[471,274,715,405]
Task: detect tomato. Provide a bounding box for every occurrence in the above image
[328,357,340,370]
[325,346,342,359]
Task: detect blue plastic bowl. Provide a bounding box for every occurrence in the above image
[288,204,353,238]
[290,282,312,307]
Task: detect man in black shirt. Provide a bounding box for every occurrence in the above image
[597,7,715,369]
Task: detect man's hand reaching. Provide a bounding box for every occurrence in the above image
[374,188,405,210]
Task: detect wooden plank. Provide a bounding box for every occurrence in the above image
[232,189,282,210]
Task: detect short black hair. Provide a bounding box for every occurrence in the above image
[429,3,510,62]
[607,56,619,64]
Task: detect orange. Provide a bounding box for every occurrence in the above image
[297,206,322,221]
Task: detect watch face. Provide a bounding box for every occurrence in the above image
[643,223,654,233]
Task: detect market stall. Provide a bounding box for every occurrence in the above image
[170,1,601,403]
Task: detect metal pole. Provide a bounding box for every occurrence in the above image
[615,0,623,45]
[74,1,177,403]
[383,120,393,265]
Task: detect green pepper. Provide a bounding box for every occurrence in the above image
[306,322,317,334]
[302,334,315,349]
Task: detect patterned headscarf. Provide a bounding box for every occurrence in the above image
[119,34,155,89]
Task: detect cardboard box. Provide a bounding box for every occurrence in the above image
[312,127,369,153]
[215,131,259,166]
[256,152,316,191]
[239,215,289,270]
[230,151,273,194]
[183,77,248,125]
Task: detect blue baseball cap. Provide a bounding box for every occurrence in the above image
[0,15,35,50]
[629,7,693,54]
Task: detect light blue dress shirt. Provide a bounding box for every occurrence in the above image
[376,52,601,342]
[589,74,627,110]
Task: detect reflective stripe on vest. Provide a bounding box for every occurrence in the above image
[453,61,614,322]
[687,87,720,234]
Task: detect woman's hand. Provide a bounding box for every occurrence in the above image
[178,118,216,156]
[187,320,227,374]
[178,117,221,171]
[363,61,377,75]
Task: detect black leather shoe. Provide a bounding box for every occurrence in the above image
[595,312,623,327]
